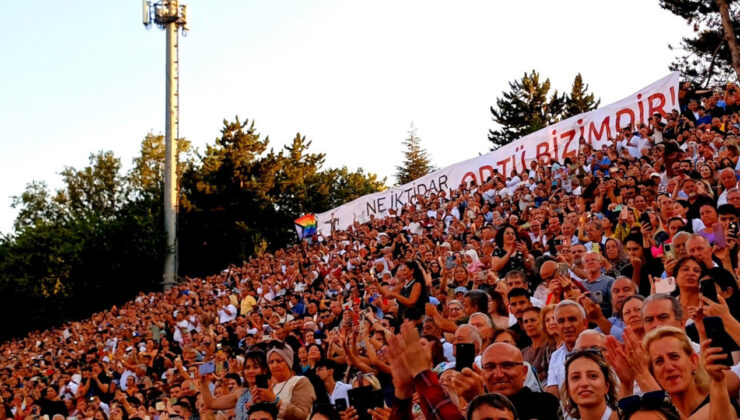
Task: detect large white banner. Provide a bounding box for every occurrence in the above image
[316,72,680,236]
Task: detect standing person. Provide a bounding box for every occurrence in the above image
[581,252,615,318]
[251,344,316,420]
[313,359,351,406]
[377,261,428,322]
[644,327,738,419]
[561,350,618,420]
[491,224,533,276]
[546,300,589,397]
[520,307,555,385]
[200,351,269,420]
[455,342,561,420]
[540,304,563,348]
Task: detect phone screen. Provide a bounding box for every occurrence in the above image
[199,361,215,376]
[455,343,475,372]
[256,374,269,389]
[700,280,718,303]
[703,317,734,366]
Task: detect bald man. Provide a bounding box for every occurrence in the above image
[533,260,558,303]
[480,343,560,419]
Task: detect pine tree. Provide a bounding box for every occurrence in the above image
[395,123,434,185]
[563,73,601,119]
[660,0,740,87]
[488,70,566,151]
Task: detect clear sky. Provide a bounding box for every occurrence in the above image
[0,0,691,235]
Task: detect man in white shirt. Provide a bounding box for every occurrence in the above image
[717,167,738,206]
[217,296,237,324]
[315,359,353,404]
[546,300,589,397]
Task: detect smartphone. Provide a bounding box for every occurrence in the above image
[589,291,604,304]
[348,386,384,420]
[715,225,728,249]
[655,277,677,294]
[155,402,165,411]
[554,238,563,246]
[639,212,652,229]
[703,317,734,366]
[663,243,676,260]
[455,343,475,372]
[255,374,269,389]
[557,263,570,276]
[730,222,738,237]
[614,204,623,212]
[700,279,718,303]
[199,361,215,376]
[334,397,348,412]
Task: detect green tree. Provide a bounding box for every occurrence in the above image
[660,0,740,86]
[488,70,566,150]
[129,133,194,197]
[53,151,124,219]
[1,147,165,341]
[563,73,601,118]
[395,123,434,185]
[179,118,385,275]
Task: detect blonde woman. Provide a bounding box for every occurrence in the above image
[644,326,737,419]
[561,349,618,420]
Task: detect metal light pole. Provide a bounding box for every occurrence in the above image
[143,0,189,290]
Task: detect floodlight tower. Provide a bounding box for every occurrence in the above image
[143,0,189,290]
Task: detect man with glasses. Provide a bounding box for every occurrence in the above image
[463,342,561,420]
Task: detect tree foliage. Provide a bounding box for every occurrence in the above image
[487,71,600,150]
[563,73,601,119]
[0,120,384,340]
[660,0,740,87]
[488,70,566,150]
[179,117,385,275]
[395,123,435,185]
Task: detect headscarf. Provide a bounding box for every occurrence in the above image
[267,346,294,370]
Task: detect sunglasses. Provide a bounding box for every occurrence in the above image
[617,390,671,415]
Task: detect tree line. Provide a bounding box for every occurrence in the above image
[0,118,384,341]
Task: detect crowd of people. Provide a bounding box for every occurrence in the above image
[5,81,740,420]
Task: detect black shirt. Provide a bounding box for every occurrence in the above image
[506,386,562,420]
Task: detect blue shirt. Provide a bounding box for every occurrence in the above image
[592,157,611,175]
[581,275,615,318]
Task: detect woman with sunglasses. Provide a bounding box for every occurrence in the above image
[561,349,618,420]
[200,351,268,420]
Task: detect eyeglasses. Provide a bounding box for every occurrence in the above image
[448,306,462,312]
[481,361,523,372]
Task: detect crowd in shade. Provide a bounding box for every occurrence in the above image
[7,81,740,420]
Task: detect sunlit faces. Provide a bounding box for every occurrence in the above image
[556,304,588,347]
[480,343,526,397]
[621,298,644,332]
[642,299,681,333]
[566,357,610,411]
[647,335,698,395]
[675,258,702,293]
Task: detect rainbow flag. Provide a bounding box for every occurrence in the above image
[294,214,317,239]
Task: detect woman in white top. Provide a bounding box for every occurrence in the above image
[561,349,618,420]
[251,344,316,420]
